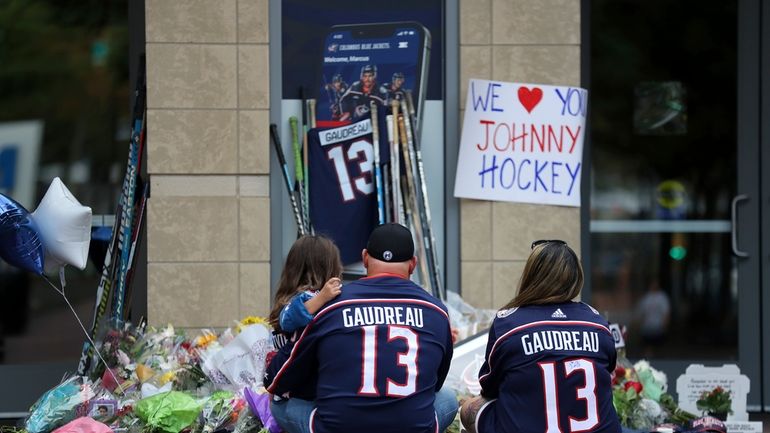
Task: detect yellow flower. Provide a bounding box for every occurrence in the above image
[240,316,268,326]
[159,371,176,385]
[195,332,217,348]
[235,316,269,334]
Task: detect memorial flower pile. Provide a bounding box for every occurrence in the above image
[17,318,278,433]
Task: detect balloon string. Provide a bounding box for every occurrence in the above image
[42,275,125,394]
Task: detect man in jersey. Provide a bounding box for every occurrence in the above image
[380,72,406,105]
[325,73,349,120]
[460,240,622,433]
[339,64,388,121]
[265,223,457,433]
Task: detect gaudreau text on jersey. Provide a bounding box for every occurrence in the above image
[342,306,424,328]
[521,330,600,355]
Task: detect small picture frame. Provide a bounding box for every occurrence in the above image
[88,399,118,419]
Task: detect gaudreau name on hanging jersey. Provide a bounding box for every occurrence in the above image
[265,276,453,433]
[308,115,390,265]
[476,301,622,433]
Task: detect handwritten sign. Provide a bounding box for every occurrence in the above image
[676,364,751,421]
[454,80,587,206]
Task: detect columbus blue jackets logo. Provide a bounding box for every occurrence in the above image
[497,307,518,318]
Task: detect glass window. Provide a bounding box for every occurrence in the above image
[0,1,129,365]
[589,0,738,360]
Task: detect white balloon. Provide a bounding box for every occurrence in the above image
[32,177,92,271]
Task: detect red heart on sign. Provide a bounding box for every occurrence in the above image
[518,86,543,113]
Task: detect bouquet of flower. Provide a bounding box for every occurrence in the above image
[612,358,695,430]
[696,386,732,420]
[195,391,246,433]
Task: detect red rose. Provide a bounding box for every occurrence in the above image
[624,381,643,393]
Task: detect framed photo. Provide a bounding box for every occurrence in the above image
[88,399,118,419]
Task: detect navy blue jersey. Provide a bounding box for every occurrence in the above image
[265,275,453,433]
[309,116,390,265]
[476,302,621,433]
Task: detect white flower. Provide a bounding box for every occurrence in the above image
[117,349,130,366]
[634,360,651,372]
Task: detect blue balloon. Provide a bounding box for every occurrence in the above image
[0,193,45,274]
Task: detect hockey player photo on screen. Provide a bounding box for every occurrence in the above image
[318,22,430,127]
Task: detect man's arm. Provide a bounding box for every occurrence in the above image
[264,323,320,396]
[435,322,454,391]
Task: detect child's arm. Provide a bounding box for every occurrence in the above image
[279,292,314,333]
[303,277,342,315]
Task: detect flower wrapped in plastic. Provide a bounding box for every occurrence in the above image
[200,324,272,392]
[134,391,201,433]
[25,376,96,433]
[194,390,245,433]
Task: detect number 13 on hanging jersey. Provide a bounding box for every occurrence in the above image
[309,117,385,265]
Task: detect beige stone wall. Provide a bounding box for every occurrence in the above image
[144,0,272,327]
[459,0,582,309]
[142,0,581,325]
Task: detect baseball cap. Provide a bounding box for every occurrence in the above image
[366,223,414,262]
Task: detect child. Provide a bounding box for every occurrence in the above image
[268,235,343,350]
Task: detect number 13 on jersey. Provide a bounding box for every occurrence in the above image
[359,325,419,397]
[327,139,375,202]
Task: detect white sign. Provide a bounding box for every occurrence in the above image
[725,421,763,433]
[0,121,43,209]
[454,80,586,206]
[676,364,751,421]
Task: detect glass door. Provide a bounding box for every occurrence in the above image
[587,0,763,409]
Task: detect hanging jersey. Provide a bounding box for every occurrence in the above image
[308,115,390,264]
[476,302,621,433]
[265,275,453,433]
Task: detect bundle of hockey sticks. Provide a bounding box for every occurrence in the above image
[270,90,316,237]
[77,57,149,375]
[374,92,444,301]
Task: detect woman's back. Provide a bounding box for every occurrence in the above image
[476,301,622,433]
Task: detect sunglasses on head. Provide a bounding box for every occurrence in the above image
[531,239,567,250]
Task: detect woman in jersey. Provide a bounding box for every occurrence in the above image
[460,240,622,433]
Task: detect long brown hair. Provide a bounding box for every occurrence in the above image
[268,235,343,330]
[502,241,583,309]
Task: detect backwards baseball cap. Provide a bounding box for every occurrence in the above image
[366,223,414,262]
[686,416,727,433]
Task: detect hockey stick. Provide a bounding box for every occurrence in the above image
[299,89,312,233]
[289,116,306,230]
[306,99,317,233]
[397,114,432,295]
[78,57,146,375]
[385,114,396,222]
[390,100,405,225]
[406,91,444,300]
[271,124,306,236]
[113,97,147,326]
[370,102,385,224]
[121,179,149,319]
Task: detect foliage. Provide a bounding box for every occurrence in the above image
[696,386,732,416]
